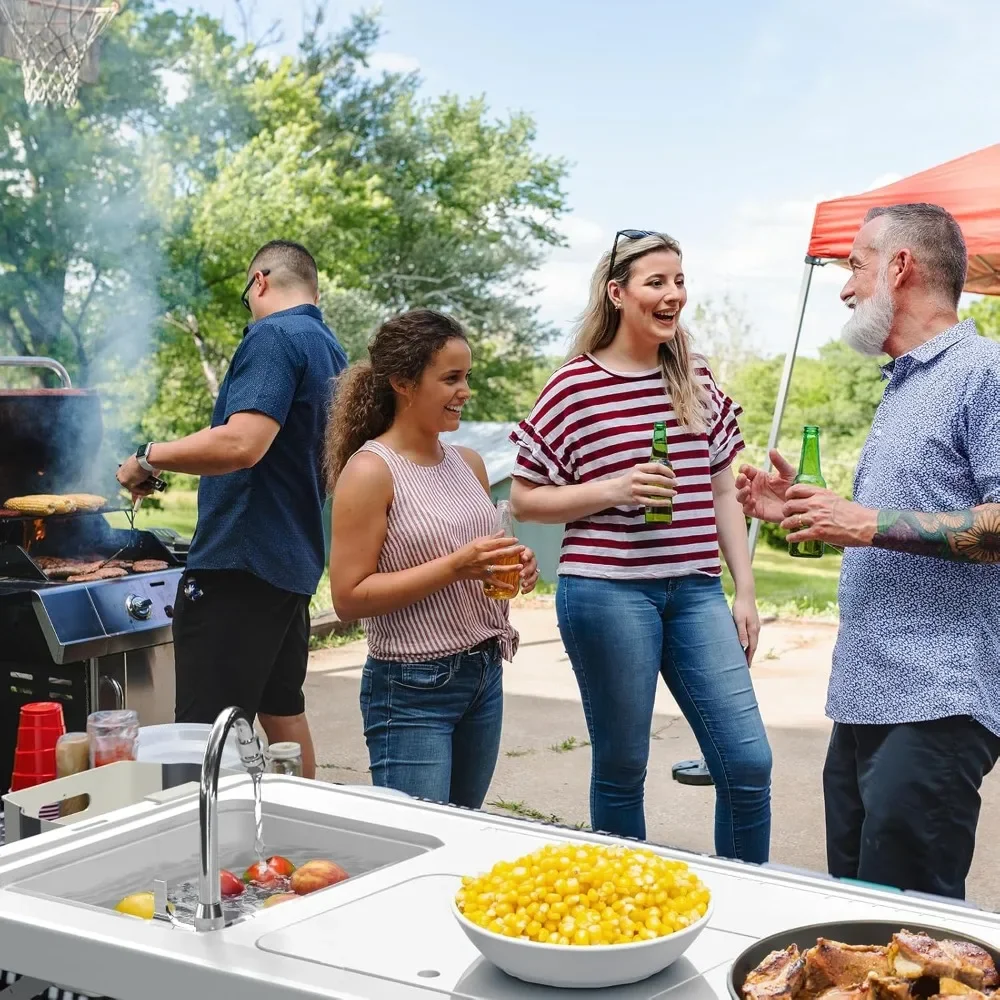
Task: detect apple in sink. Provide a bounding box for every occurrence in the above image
[243,856,296,886]
[265,855,296,878]
[290,860,350,895]
[220,869,245,897]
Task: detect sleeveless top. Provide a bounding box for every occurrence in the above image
[355,440,519,662]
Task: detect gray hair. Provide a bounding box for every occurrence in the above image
[863,203,967,306]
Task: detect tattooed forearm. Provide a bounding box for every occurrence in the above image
[872,504,1000,563]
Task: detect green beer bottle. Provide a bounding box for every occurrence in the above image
[644,421,672,525]
[788,425,825,559]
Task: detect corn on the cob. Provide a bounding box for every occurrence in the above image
[61,493,107,510]
[3,494,77,514]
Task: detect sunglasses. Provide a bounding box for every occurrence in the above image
[607,230,656,282]
[241,268,271,312]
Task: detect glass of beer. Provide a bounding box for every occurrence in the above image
[483,500,521,601]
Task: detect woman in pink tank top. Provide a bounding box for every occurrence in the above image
[325,309,538,807]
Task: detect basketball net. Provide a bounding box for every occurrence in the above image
[0,0,119,107]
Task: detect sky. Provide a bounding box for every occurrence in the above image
[164,0,1000,358]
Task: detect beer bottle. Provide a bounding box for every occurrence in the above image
[644,421,672,525]
[788,425,825,559]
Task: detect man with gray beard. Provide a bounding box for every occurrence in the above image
[737,203,1000,900]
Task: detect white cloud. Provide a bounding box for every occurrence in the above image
[367,51,420,75]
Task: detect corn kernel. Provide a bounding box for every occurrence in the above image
[455,842,710,946]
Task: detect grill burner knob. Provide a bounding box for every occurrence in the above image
[125,594,153,620]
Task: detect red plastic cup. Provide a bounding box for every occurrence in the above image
[14,746,57,774]
[19,702,66,729]
[14,724,65,751]
[9,769,57,792]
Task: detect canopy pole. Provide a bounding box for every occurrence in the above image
[748,257,822,562]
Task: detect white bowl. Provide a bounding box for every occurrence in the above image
[451,897,713,989]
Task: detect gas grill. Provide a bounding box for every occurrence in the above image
[0,356,187,795]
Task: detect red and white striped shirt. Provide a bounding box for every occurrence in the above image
[510,354,744,580]
[356,440,519,661]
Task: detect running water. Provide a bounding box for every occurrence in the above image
[252,770,265,862]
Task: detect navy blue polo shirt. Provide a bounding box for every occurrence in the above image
[186,304,347,595]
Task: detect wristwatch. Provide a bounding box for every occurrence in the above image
[136,442,157,474]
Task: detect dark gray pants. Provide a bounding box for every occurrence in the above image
[824,717,1000,900]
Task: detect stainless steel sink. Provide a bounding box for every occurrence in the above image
[12,796,443,916]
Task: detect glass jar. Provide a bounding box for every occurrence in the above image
[55,732,90,817]
[267,741,303,777]
[86,709,139,768]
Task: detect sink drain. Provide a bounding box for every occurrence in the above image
[417,970,440,979]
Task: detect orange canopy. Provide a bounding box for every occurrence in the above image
[806,143,1000,296]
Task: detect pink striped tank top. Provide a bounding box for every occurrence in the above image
[356,440,519,662]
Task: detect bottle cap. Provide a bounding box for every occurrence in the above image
[268,741,302,760]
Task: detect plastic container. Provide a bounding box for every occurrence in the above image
[136,723,250,773]
[87,709,139,768]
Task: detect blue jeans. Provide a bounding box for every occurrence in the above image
[557,574,772,863]
[360,639,503,808]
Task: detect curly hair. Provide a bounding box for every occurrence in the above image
[325,309,469,488]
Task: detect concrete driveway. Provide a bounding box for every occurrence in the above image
[304,600,1000,913]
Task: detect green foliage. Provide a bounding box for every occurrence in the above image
[0,3,569,444]
[962,297,1000,342]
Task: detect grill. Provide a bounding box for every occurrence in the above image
[0,356,187,796]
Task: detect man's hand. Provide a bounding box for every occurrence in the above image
[781,484,878,548]
[117,454,159,497]
[734,449,797,523]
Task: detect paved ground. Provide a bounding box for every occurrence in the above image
[304,601,1000,912]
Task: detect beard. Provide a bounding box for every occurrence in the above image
[841,267,894,356]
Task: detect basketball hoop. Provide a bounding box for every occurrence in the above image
[0,0,119,107]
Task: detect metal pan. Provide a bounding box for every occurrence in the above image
[728,920,1000,1000]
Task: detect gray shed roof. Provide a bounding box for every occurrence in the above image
[441,421,519,486]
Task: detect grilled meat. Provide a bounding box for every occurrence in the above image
[46,561,102,579]
[132,559,167,573]
[868,976,916,1000]
[937,978,982,996]
[67,567,128,582]
[744,945,808,1000]
[806,940,890,991]
[817,986,872,1000]
[889,933,999,991]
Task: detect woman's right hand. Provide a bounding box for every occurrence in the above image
[449,532,525,583]
[610,462,677,508]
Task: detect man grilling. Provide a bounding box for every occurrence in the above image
[117,240,347,778]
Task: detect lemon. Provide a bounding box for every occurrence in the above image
[114,892,156,920]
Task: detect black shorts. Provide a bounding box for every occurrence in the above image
[173,569,311,723]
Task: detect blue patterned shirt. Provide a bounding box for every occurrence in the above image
[828,319,1000,736]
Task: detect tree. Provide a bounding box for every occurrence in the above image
[687,294,759,387]
[963,297,1000,342]
[0,4,570,448]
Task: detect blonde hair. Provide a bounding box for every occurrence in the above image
[570,232,709,433]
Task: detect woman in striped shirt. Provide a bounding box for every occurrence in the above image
[326,309,538,807]
[510,232,772,862]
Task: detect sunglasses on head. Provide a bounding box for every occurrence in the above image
[607,229,657,281]
[241,268,271,312]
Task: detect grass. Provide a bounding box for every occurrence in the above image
[126,490,842,622]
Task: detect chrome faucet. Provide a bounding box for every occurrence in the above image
[193,706,265,932]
